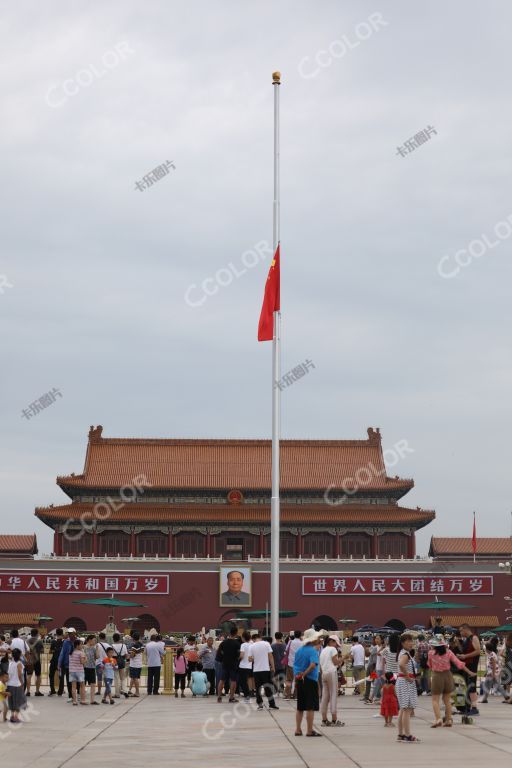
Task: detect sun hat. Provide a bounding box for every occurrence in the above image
[302,628,323,644]
[67,627,76,634]
[328,634,342,647]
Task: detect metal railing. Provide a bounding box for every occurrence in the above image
[39,649,178,694]
[38,553,432,563]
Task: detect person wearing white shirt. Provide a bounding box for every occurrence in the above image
[111,632,129,698]
[9,631,28,658]
[248,633,279,710]
[320,636,344,727]
[284,631,303,699]
[345,637,366,696]
[238,631,254,701]
[145,634,165,695]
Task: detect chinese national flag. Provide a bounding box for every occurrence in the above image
[257,244,280,341]
[472,512,477,555]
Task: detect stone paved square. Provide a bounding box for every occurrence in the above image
[2,689,511,768]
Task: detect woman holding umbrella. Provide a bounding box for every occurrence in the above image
[428,636,477,727]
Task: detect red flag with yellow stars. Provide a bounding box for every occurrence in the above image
[257,244,280,341]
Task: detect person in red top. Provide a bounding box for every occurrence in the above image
[428,635,477,727]
[380,672,399,727]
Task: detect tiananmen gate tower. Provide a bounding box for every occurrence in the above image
[0,425,508,634]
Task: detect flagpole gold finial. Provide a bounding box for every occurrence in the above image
[272,71,281,84]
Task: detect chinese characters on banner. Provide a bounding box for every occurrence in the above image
[0,572,169,594]
[302,575,493,596]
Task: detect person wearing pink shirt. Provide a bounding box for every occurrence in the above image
[428,636,477,727]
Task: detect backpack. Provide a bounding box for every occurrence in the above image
[114,644,127,669]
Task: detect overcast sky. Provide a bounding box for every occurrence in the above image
[1,0,512,556]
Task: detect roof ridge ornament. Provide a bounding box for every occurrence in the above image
[88,425,103,442]
[367,427,381,444]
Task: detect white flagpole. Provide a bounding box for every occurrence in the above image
[271,71,281,637]
[473,511,476,564]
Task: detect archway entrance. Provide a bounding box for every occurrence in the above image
[384,618,406,633]
[311,614,338,632]
[63,616,87,633]
[132,613,160,634]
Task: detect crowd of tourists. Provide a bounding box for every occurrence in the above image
[0,627,166,721]
[0,622,511,742]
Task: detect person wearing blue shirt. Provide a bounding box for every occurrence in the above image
[293,628,322,737]
[57,628,77,702]
[191,664,209,696]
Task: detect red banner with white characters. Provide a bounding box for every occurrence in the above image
[302,575,493,596]
[0,572,169,595]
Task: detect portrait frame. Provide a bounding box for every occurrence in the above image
[219,565,252,607]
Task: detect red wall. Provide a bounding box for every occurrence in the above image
[1,570,509,634]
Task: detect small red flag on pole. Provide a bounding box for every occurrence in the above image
[472,511,477,562]
[257,244,280,341]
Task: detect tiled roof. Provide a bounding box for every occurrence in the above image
[35,503,435,528]
[56,425,414,493]
[430,537,512,556]
[430,616,499,628]
[0,613,40,626]
[0,535,38,554]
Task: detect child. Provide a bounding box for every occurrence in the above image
[0,669,10,722]
[191,663,209,696]
[7,648,25,723]
[480,640,507,703]
[174,647,187,698]
[102,648,117,704]
[69,639,86,705]
[380,672,399,726]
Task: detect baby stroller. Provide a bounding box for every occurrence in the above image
[451,672,473,725]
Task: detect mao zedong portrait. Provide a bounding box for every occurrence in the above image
[220,569,251,606]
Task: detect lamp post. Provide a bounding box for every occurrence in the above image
[499,562,512,623]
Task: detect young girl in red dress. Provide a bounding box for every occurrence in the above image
[380,672,399,726]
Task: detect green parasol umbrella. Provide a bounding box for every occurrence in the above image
[234,608,298,633]
[73,597,145,607]
[73,597,146,625]
[492,623,512,632]
[234,610,298,618]
[402,600,476,610]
